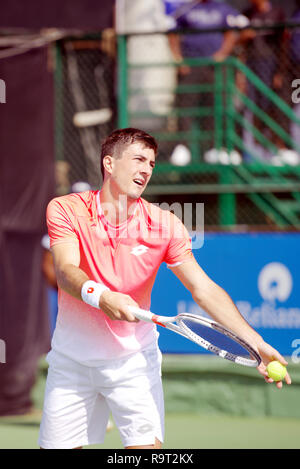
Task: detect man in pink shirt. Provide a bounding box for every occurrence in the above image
[39,128,290,450]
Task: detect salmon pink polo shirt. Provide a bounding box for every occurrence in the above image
[46,190,193,365]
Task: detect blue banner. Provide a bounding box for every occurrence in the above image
[151,233,300,356]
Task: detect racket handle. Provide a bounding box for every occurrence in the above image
[128,306,153,322]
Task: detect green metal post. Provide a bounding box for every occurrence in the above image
[117,35,129,128]
[219,63,236,227]
[226,63,235,154]
[214,62,223,150]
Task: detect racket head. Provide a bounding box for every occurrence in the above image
[176,313,261,367]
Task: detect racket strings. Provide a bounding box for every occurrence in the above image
[180,318,254,359]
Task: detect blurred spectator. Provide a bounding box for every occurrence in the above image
[241,0,299,165]
[242,0,285,105]
[167,0,244,163]
[117,0,176,132]
[167,0,241,62]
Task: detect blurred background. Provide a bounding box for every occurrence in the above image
[0,0,300,449]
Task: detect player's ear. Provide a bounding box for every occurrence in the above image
[103,155,114,175]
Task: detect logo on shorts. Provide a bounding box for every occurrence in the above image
[87,287,95,294]
[137,423,154,434]
[130,245,149,256]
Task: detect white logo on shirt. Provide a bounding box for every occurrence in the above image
[130,245,149,256]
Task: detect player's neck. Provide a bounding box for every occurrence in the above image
[99,186,138,225]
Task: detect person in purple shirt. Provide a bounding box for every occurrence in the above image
[167,0,241,59]
[166,0,242,159]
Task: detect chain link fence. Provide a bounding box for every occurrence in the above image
[54,33,116,194]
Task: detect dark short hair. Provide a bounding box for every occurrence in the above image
[100,128,158,179]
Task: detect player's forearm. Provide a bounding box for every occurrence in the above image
[192,282,263,346]
[55,263,89,301]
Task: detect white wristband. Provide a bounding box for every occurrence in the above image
[81,280,110,309]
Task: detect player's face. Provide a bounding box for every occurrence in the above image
[110,142,156,200]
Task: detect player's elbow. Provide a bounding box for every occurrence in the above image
[54,262,82,294]
[54,263,68,288]
[55,261,74,276]
[191,287,208,307]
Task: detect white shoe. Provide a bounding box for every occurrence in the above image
[270,155,284,166]
[218,149,230,165]
[229,150,242,165]
[203,148,219,164]
[204,148,231,164]
[170,144,191,166]
[278,149,300,166]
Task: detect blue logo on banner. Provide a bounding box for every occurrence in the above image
[237,262,300,329]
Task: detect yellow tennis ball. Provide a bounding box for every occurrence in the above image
[266,361,287,381]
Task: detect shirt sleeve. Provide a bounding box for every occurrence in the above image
[163,213,193,267]
[46,197,79,248]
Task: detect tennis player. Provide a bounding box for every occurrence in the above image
[38,128,291,450]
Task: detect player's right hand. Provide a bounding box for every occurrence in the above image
[99,291,139,322]
[255,340,292,389]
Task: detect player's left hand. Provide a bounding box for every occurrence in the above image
[255,341,292,389]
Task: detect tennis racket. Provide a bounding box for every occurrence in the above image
[128,306,261,367]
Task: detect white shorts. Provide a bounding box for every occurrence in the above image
[38,348,164,449]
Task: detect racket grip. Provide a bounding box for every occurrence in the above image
[128,306,153,322]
